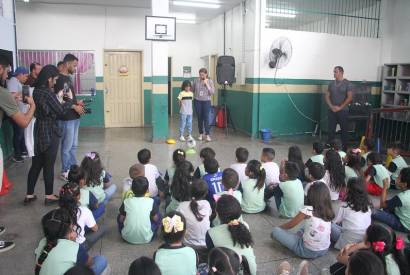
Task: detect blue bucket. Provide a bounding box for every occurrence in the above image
[260,128,272,143]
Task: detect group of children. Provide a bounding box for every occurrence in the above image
[33,138,410,275]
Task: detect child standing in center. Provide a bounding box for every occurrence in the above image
[240,160,266,214]
[177,80,194,142]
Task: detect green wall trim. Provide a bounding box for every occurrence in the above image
[152,76,168,84]
[151,94,168,140]
[245,78,382,87]
[77,90,105,127]
[144,89,152,126]
[172,77,196,82]
[96,76,104,83]
[144,76,152,83]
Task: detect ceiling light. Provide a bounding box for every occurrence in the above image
[172,1,221,9]
[23,0,30,2]
[266,8,297,18]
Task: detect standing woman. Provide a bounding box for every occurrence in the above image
[192,68,215,142]
[24,65,82,205]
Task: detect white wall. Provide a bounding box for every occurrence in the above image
[0,0,16,64]
[15,2,202,77]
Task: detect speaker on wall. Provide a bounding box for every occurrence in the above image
[216,55,235,85]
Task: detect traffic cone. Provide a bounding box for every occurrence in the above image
[0,170,13,196]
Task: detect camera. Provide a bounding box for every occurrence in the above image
[22,85,30,103]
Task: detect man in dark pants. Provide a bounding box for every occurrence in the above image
[326,66,353,151]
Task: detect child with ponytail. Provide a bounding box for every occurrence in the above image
[166,160,194,213]
[344,149,363,182]
[239,160,267,214]
[206,195,257,275]
[324,149,346,200]
[207,247,251,275]
[34,208,108,275]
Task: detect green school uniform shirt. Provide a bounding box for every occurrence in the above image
[391,156,408,181]
[85,183,105,204]
[79,188,90,207]
[385,253,401,275]
[213,190,243,226]
[240,178,266,213]
[344,166,358,182]
[208,224,257,275]
[395,190,410,230]
[278,179,304,218]
[35,238,78,275]
[154,245,197,275]
[121,197,154,244]
[310,154,324,165]
[166,196,180,214]
[372,164,391,188]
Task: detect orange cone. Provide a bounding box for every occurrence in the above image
[0,170,13,196]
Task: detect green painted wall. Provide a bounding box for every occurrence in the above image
[151,94,168,140]
[144,89,152,126]
[77,90,104,127]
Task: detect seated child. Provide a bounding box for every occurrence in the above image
[372,167,410,233]
[35,209,108,275]
[118,176,161,244]
[154,212,198,275]
[387,142,408,186]
[306,142,325,166]
[268,161,304,218]
[230,147,249,184]
[323,149,346,200]
[330,139,347,161]
[202,158,224,204]
[304,162,326,196]
[271,181,334,259]
[128,257,161,275]
[361,137,375,168]
[166,160,194,213]
[206,195,257,275]
[194,147,216,179]
[137,149,165,199]
[122,163,145,200]
[68,165,105,221]
[261,147,280,187]
[165,149,186,186]
[64,265,95,275]
[81,152,117,206]
[176,179,211,247]
[208,247,252,275]
[59,182,106,251]
[240,160,267,214]
[365,152,390,196]
[331,177,372,249]
[288,145,307,182]
[345,149,362,183]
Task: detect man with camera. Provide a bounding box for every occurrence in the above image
[56,54,85,181]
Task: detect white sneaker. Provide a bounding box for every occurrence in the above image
[179,136,186,142]
[188,135,194,141]
[206,135,212,142]
[60,171,68,182]
[198,134,203,141]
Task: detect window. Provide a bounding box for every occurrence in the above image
[265,0,381,38]
[18,50,96,95]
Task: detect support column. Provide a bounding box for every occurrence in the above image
[151,0,169,141]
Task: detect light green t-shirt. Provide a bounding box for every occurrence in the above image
[155,246,197,275]
[85,183,106,204]
[121,197,154,244]
[344,166,358,182]
[338,151,347,160]
[310,154,324,165]
[385,253,401,275]
[35,238,78,275]
[166,196,180,214]
[208,224,257,275]
[79,188,90,207]
[213,190,243,226]
[240,178,266,213]
[279,179,304,218]
[372,164,391,188]
[395,190,410,230]
[391,156,408,181]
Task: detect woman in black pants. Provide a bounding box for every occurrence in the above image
[24,65,83,205]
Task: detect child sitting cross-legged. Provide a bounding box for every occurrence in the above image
[345,149,363,183]
[240,160,267,214]
[387,142,408,188]
[137,149,166,201]
[261,148,280,187]
[304,162,326,197]
[122,163,145,200]
[117,176,161,244]
[207,247,252,275]
[166,160,194,213]
[365,152,391,196]
[305,141,325,166]
[202,158,224,205]
[323,149,346,200]
[194,147,217,179]
[230,147,249,184]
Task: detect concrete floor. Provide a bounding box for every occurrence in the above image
[0,120,390,275]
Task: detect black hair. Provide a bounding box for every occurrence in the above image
[222,168,239,190]
[284,161,300,180]
[57,61,64,67]
[161,211,186,244]
[348,250,385,275]
[204,158,219,174]
[216,195,253,249]
[0,55,11,68]
[170,160,194,202]
[246,160,266,190]
[324,149,346,191]
[181,80,192,91]
[388,141,403,152]
[346,149,363,176]
[367,152,382,165]
[313,142,324,154]
[59,182,82,237]
[345,177,372,212]
[330,139,343,151]
[235,147,249,163]
[306,181,335,221]
[262,147,275,161]
[131,176,149,197]
[67,164,86,185]
[172,149,186,166]
[200,147,216,161]
[35,209,73,275]
[208,247,251,275]
[137,149,151,164]
[34,64,59,89]
[366,224,409,275]
[80,152,103,187]
[64,265,95,275]
[399,167,410,189]
[288,146,305,179]
[189,179,208,222]
[364,138,375,151]
[29,62,40,72]
[334,66,344,74]
[63,53,79,63]
[199,68,208,74]
[128,256,161,275]
[307,162,325,181]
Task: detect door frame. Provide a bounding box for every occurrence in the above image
[103,49,144,128]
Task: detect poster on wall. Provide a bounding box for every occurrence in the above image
[183,66,191,78]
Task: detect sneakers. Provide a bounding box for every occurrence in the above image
[206,135,212,142]
[277,261,291,275]
[187,135,194,141]
[60,171,69,181]
[12,156,24,163]
[179,136,186,142]
[198,134,203,141]
[0,240,15,253]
